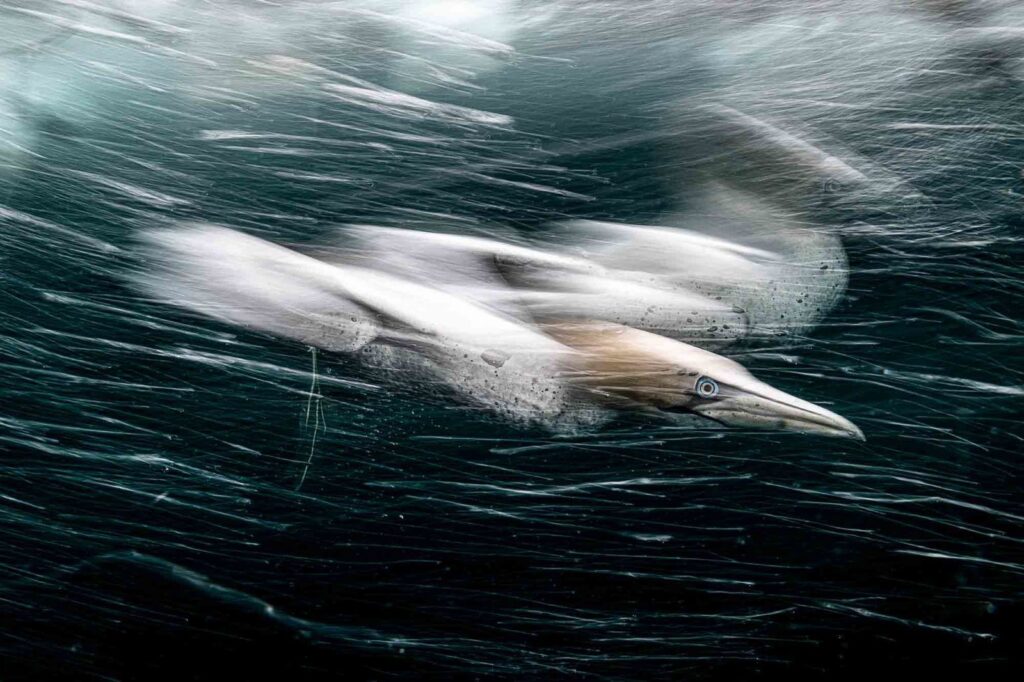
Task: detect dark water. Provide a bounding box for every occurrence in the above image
[1,2,1023,679]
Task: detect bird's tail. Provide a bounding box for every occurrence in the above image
[133,223,379,351]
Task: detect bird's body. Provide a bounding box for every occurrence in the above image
[137,222,863,439]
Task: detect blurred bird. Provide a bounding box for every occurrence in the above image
[136,222,863,440]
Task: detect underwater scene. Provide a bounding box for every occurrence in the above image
[1,1,1023,678]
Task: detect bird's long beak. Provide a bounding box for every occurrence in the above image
[689,378,864,441]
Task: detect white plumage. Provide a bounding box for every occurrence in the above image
[136,217,862,439]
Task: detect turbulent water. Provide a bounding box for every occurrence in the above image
[1,1,1023,679]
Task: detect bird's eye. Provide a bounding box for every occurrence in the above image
[695,376,719,398]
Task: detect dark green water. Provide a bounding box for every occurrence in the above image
[1,2,1022,679]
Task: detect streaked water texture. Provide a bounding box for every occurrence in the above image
[1,1,1022,679]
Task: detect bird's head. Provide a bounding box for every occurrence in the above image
[549,323,864,440]
[671,357,864,440]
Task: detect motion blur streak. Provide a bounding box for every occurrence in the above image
[0,1,1022,679]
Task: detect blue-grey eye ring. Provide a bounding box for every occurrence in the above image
[695,376,719,398]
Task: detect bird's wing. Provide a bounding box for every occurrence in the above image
[331,224,749,347]
[662,184,850,339]
[604,102,917,340]
[515,271,748,348]
[558,184,848,342]
[136,223,594,428]
[676,103,919,217]
[331,224,594,316]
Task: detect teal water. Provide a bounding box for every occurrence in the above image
[1,2,1022,679]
